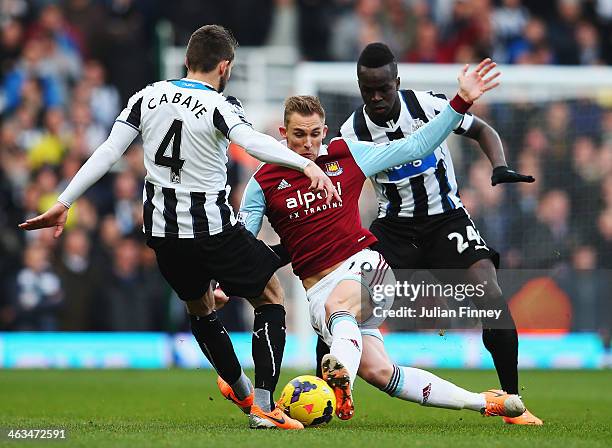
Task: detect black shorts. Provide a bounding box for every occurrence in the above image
[369,207,499,270]
[146,224,281,301]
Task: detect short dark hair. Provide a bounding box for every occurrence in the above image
[186,25,238,73]
[284,95,325,126]
[357,42,398,76]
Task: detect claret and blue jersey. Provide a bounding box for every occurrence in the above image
[239,104,464,279]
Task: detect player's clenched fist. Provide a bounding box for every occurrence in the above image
[457,58,501,103]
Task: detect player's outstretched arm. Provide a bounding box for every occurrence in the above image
[19,121,139,237]
[230,125,341,205]
[457,60,534,185]
[490,165,535,185]
[456,58,500,103]
[348,59,501,177]
[463,117,535,186]
[18,202,70,238]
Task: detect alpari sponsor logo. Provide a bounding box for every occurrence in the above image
[285,182,342,210]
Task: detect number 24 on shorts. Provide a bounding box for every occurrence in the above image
[447,225,488,253]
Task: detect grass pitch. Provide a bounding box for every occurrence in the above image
[0,369,610,447]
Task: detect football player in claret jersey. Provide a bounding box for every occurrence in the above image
[237,61,525,421]
[321,43,541,425]
[19,25,341,430]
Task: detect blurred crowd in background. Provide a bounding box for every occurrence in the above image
[0,0,610,334]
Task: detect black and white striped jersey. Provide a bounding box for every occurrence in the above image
[117,78,251,238]
[339,89,474,218]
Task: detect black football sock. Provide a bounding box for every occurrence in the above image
[480,299,519,395]
[190,312,248,396]
[482,328,519,394]
[252,304,286,411]
[315,334,329,378]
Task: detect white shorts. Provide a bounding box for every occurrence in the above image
[305,249,395,347]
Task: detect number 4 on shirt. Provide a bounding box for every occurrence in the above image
[155,119,185,184]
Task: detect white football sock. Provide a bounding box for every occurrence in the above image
[254,388,273,412]
[383,365,485,412]
[327,311,362,386]
[231,370,253,401]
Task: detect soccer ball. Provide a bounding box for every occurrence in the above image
[278,375,336,426]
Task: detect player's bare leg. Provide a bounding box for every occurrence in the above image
[466,259,542,424]
[212,282,230,310]
[357,335,524,417]
[356,334,393,386]
[186,285,254,414]
[321,279,364,420]
[243,274,303,429]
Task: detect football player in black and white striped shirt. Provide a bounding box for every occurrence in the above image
[320,43,542,425]
[20,25,340,430]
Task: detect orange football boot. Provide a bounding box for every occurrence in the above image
[321,354,354,420]
[503,409,544,425]
[481,389,526,418]
[249,405,304,429]
[217,376,253,414]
